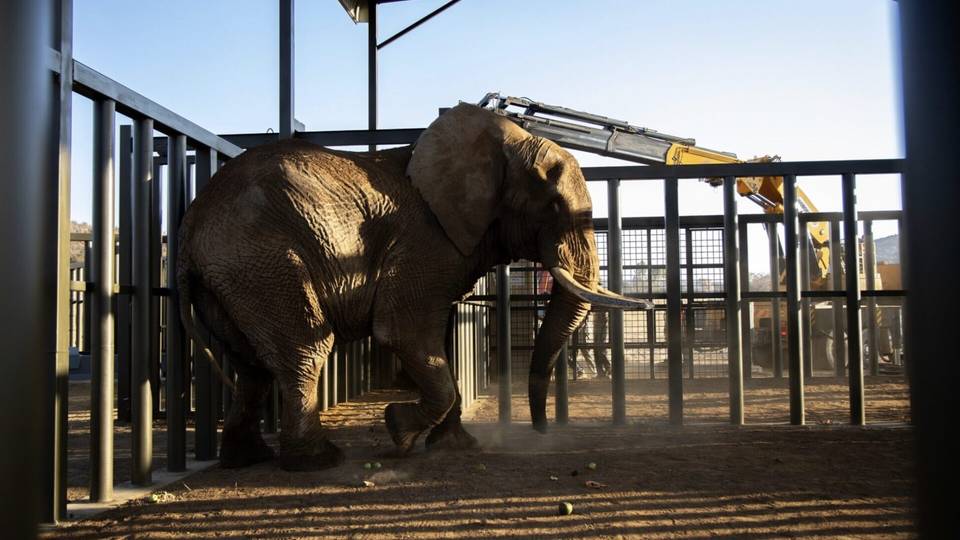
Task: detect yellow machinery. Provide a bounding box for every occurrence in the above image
[478,93,831,284]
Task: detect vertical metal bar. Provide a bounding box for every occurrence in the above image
[646,228,655,379]
[132,118,154,486]
[664,177,683,425]
[117,125,133,423]
[738,220,753,379]
[607,179,626,424]
[264,383,279,433]
[896,215,907,368]
[150,161,161,416]
[5,0,56,528]
[768,223,783,378]
[279,0,294,138]
[864,220,879,376]
[165,135,187,472]
[82,241,91,353]
[337,344,348,404]
[799,221,813,378]
[783,175,805,425]
[319,355,329,412]
[367,0,378,152]
[830,220,846,377]
[555,343,569,425]
[329,344,338,407]
[842,173,865,425]
[723,177,744,425]
[897,3,960,531]
[90,98,116,500]
[193,147,218,460]
[684,228,695,379]
[497,264,512,424]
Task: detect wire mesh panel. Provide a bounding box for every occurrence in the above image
[495,221,733,381]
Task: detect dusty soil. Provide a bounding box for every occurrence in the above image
[53,376,915,538]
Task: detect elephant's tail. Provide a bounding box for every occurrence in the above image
[176,252,236,393]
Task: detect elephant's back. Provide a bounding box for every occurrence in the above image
[180,140,424,334]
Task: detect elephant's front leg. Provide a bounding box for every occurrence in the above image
[384,346,459,455]
[424,315,479,451]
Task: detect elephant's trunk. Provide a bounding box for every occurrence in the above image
[527,283,591,432]
[527,227,598,432]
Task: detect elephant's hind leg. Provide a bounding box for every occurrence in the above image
[215,246,343,471]
[220,365,276,468]
[274,341,344,471]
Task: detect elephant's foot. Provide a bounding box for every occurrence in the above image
[426,421,478,451]
[278,438,345,472]
[220,428,275,469]
[384,403,429,455]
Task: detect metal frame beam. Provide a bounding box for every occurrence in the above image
[377,0,462,50]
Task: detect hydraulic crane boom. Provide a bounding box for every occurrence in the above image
[477,92,831,283]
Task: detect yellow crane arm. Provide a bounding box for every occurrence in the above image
[665,144,831,283]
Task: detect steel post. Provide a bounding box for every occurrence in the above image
[830,220,846,377]
[497,264,512,424]
[723,177,744,425]
[165,134,187,472]
[150,161,161,416]
[898,2,960,532]
[783,175,805,425]
[664,178,683,424]
[39,0,73,521]
[767,223,783,378]
[90,98,116,500]
[264,383,279,433]
[82,242,91,353]
[842,173,865,425]
[193,147,218,460]
[367,0,377,152]
[799,220,813,378]
[117,125,133,422]
[279,0,294,139]
[684,228,695,379]
[337,344,348,405]
[738,220,753,379]
[132,118,154,485]
[646,229,656,378]
[607,179,626,424]
[1,0,54,531]
[555,344,569,424]
[864,220,879,376]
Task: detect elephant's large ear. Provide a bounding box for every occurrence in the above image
[407,104,509,256]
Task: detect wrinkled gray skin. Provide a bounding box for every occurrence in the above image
[177,104,600,470]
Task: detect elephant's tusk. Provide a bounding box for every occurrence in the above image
[548,267,653,310]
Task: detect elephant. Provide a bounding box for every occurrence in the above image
[176,103,648,471]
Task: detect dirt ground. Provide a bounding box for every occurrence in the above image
[52,376,915,538]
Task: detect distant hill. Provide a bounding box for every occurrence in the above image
[70,221,91,266]
[875,234,899,264]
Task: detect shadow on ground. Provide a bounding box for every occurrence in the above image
[53,377,915,538]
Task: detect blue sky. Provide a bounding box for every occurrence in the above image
[69,0,902,271]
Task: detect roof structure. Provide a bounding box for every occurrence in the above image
[338,0,415,23]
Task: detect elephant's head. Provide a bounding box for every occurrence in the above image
[407,104,649,432]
